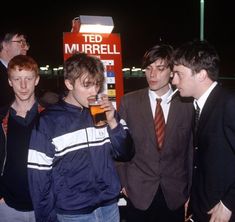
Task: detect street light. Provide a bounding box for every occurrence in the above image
[200,0,205,41]
[71,15,114,34]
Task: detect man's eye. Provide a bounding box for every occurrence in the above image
[83,83,90,87]
[158,67,165,72]
[83,82,93,88]
[96,82,101,87]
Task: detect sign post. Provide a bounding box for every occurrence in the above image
[63,32,124,109]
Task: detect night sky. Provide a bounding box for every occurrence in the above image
[1,0,234,76]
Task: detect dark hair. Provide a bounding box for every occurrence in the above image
[173,40,220,81]
[0,30,27,51]
[142,44,174,70]
[64,52,105,90]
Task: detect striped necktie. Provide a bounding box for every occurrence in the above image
[155,98,165,149]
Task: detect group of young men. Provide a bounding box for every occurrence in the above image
[0,30,234,222]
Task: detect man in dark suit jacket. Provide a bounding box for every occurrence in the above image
[172,40,235,222]
[117,44,194,222]
[0,30,29,107]
[0,62,14,107]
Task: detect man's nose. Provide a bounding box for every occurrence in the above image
[20,80,27,88]
[171,75,178,85]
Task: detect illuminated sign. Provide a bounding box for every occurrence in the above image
[63,33,124,108]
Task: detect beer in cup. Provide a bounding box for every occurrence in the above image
[88,95,107,127]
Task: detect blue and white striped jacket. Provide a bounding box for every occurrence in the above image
[27,100,134,222]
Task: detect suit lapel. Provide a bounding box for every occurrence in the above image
[139,89,156,145]
[164,96,182,146]
[197,85,220,134]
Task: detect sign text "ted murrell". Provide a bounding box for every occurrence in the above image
[64,34,120,55]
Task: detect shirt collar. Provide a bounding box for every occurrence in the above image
[0,59,8,68]
[194,81,218,111]
[148,84,173,104]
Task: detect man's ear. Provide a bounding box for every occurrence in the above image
[64,79,74,90]
[2,41,9,50]
[35,76,40,86]
[8,78,13,87]
[197,69,207,82]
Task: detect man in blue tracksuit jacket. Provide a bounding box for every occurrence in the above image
[27,52,134,222]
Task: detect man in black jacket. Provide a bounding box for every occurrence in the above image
[172,40,235,222]
[0,30,29,107]
[0,55,42,222]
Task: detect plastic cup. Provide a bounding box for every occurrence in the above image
[88,95,107,127]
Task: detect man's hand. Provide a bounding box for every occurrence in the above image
[100,94,117,129]
[208,201,232,222]
[121,187,128,197]
[185,198,193,222]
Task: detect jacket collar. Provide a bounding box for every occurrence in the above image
[1,103,44,137]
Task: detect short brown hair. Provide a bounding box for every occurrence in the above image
[64,52,105,89]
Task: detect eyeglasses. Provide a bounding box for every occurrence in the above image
[11,40,30,48]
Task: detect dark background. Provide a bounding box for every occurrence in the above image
[1,0,235,76]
